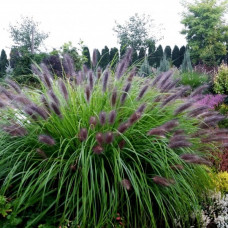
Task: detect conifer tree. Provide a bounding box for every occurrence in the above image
[164,46,172,60]
[172,45,181,68]
[109,47,119,67]
[82,46,91,68]
[131,49,138,65]
[0,49,9,77]
[138,47,146,62]
[154,45,163,68]
[179,46,186,66]
[180,49,193,72]
[100,46,110,69]
[148,41,156,66]
[158,53,170,72]
[139,57,152,77]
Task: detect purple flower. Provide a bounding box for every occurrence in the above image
[78,128,88,142]
[195,94,225,109]
[38,135,55,146]
[109,110,116,124]
[152,176,175,187]
[99,111,106,125]
[93,145,104,154]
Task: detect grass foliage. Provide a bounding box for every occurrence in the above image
[0,50,221,227]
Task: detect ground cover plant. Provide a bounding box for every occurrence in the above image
[0,50,226,227]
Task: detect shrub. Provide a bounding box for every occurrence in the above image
[214,63,228,94]
[177,71,209,89]
[0,50,225,227]
[196,94,225,109]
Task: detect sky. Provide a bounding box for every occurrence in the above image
[0,0,220,55]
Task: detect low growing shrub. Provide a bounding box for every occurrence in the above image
[214,63,228,94]
[0,50,225,227]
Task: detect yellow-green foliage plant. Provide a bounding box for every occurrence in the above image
[214,63,228,94]
[0,50,226,227]
[214,171,228,193]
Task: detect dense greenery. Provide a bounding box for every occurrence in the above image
[0,51,221,227]
[0,50,9,78]
[181,0,228,66]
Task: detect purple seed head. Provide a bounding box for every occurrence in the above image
[109,110,117,124]
[121,179,131,190]
[49,90,60,106]
[83,65,88,76]
[24,107,37,120]
[14,95,32,106]
[96,132,104,145]
[36,148,48,159]
[137,104,146,113]
[62,53,76,77]
[169,141,192,148]
[38,134,55,146]
[151,72,164,87]
[40,95,50,112]
[117,122,129,134]
[115,59,127,80]
[120,83,131,104]
[147,127,166,136]
[51,102,62,117]
[111,87,117,107]
[188,106,209,117]
[92,49,97,68]
[174,102,193,115]
[127,67,136,82]
[85,85,91,102]
[137,85,149,101]
[40,64,53,89]
[3,124,27,137]
[170,164,184,170]
[99,111,106,125]
[128,111,141,125]
[102,70,109,93]
[96,67,102,80]
[29,104,48,120]
[1,88,15,100]
[118,140,126,149]
[31,64,42,78]
[59,79,68,100]
[105,132,114,144]
[190,85,209,98]
[88,71,94,90]
[93,145,104,154]
[89,116,97,128]
[6,79,21,94]
[79,128,88,142]
[161,94,178,107]
[162,120,179,131]
[152,176,175,187]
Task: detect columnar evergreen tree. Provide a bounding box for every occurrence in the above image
[82,46,91,68]
[100,46,110,69]
[148,41,156,66]
[158,53,170,72]
[180,48,193,72]
[179,46,186,66]
[0,49,9,77]
[96,49,101,66]
[131,49,138,65]
[172,45,181,68]
[154,45,163,68]
[138,47,146,62]
[139,57,152,77]
[164,46,172,60]
[109,47,119,67]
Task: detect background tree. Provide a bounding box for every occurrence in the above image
[180,48,193,72]
[158,53,170,72]
[179,45,186,66]
[148,41,156,66]
[138,47,146,62]
[131,50,138,65]
[164,46,172,60]
[100,46,110,69]
[113,13,159,51]
[82,46,91,68]
[154,45,163,68]
[9,16,49,54]
[172,45,181,68]
[181,0,228,66]
[109,47,119,67]
[0,50,9,77]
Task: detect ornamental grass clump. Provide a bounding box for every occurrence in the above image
[0,50,226,227]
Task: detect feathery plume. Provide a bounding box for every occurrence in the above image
[152,176,175,187]
[93,145,104,154]
[109,110,116,124]
[173,129,185,136]
[24,107,37,120]
[6,79,21,94]
[102,70,109,93]
[190,84,208,98]
[78,128,88,142]
[38,135,55,145]
[180,154,212,166]
[83,65,88,77]
[151,72,164,87]
[162,120,179,131]
[88,70,94,90]
[40,63,53,88]
[96,132,104,145]
[174,102,193,115]
[1,88,15,100]
[118,140,126,149]
[117,122,129,134]
[40,95,50,112]
[49,90,60,106]
[50,102,62,117]
[127,67,136,82]
[137,85,149,101]
[3,124,27,137]
[115,59,127,80]
[99,111,106,125]
[29,104,48,120]
[31,64,42,78]
[128,111,141,125]
[121,83,131,104]
[92,49,97,68]
[147,127,166,136]
[36,148,48,159]
[158,70,173,89]
[89,116,97,128]
[170,164,184,170]
[105,132,114,144]
[85,85,91,102]
[121,179,131,190]
[59,79,68,100]
[96,67,102,80]
[169,141,191,148]
[14,95,32,106]
[62,54,76,77]
[170,135,187,143]
[0,100,5,108]
[111,87,117,107]
[188,106,208,117]
[137,103,146,113]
